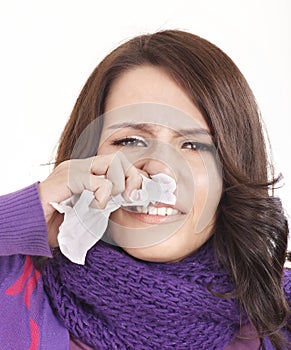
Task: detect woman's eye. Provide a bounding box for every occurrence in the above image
[182,141,214,153]
[111,137,147,147]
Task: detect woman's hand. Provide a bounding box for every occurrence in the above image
[38,153,144,247]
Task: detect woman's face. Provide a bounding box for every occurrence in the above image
[98,65,222,262]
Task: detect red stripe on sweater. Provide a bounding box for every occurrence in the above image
[5,256,33,296]
[24,269,41,309]
[28,317,40,350]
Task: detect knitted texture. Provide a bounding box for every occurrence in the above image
[0,183,51,257]
[42,239,248,349]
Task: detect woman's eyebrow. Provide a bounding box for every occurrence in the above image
[106,122,212,137]
[107,122,155,136]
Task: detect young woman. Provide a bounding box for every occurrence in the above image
[0,30,290,349]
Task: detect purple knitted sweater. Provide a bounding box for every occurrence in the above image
[0,183,290,349]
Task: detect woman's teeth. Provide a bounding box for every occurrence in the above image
[127,205,181,216]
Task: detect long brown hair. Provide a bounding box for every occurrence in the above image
[55,30,290,349]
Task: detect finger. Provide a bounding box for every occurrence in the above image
[108,152,145,196]
[91,179,113,209]
[90,154,115,176]
[67,157,94,193]
[90,153,126,195]
[123,172,143,201]
[106,153,127,195]
[123,163,150,197]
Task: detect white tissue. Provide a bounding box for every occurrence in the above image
[50,174,176,265]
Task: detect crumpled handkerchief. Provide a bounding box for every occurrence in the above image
[50,173,176,264]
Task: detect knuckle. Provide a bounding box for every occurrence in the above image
[112,182,125,195]
[103,178,113,189]
[95,199,106,210]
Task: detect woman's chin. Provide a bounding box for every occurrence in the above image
[122,245,178,263]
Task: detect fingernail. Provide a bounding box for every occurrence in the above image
[129,189,139,202]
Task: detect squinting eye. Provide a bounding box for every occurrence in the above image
[111,137,148,147]
[182,141,215,153]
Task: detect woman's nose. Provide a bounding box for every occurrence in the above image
[135,141,179,179]
[139,158,175,179]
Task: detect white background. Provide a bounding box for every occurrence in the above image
[0,0,290,247]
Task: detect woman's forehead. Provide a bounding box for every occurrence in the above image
[101,103,210,138]
[104,65,208,129]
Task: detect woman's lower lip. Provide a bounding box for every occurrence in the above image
[123,209,186,224]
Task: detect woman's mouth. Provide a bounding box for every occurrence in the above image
[121,204,186,224]
[125,205,182,215]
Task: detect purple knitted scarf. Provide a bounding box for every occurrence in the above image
[42,239,248,349]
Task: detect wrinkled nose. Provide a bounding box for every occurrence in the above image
[139,158,175,179]
[135,141,178,180]
[134,141,195,215]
